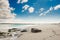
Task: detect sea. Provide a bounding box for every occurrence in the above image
[0,23,36,29]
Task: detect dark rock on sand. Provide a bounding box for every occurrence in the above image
[31,28,42,33]
[8,28,20,32]
[21,29,27,32]
[0,32,7,38]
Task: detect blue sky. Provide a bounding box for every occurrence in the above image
[8,0,60,23]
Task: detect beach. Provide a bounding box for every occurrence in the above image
[0,23,60,40]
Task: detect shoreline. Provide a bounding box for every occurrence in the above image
[0,23,60,40]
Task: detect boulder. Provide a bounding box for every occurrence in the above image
[0,32,7,38]
[31,28,42,33]
[21,29,27,32]
[8,28,20,32]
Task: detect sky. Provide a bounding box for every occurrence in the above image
[0,0,60,23]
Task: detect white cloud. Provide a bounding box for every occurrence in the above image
[17,0,21,4]
[39,13,44,16]
[0,0,16,19]
[28,7,34,13]
[17,0,28,4]
[35,8,45,14]
[22,5,29,12]
[39,7,53,16]
[10,7,15,11]
[44,7,53,15]
[39,4,60,16]
[54,4,60,10]
[22,5,34,13]
[22,5,29,10]
[21,0,28,3]
[39,8,45,12]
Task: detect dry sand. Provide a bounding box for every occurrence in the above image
[0,23,60,40]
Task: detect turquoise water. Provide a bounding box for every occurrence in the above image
[0,24,35,29]
[9,24,35,28]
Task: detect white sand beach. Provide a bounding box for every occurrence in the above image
[0,23,60,40]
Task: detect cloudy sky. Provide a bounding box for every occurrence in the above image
[0,0,60,23]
